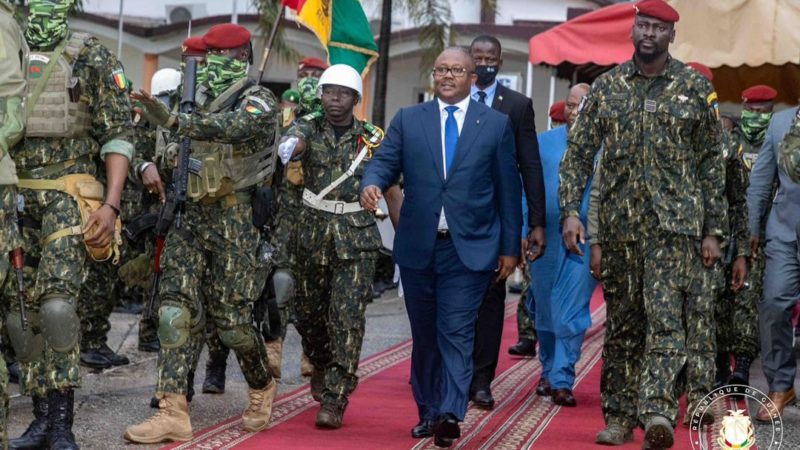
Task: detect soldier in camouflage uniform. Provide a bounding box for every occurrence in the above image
[265,68,325,380]
[4,1,134,449]
[780,108,800,183]
[124,24,278,443]
[559,2,726,448]
[0,0,27,446]
[716,85,778,388]
[279,64,382,429]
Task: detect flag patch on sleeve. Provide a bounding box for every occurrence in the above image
[112,68,128,90]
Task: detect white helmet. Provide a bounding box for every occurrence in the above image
[150,68,182,96]
[318,64,362,98]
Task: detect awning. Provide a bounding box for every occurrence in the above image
[528,0,800,104]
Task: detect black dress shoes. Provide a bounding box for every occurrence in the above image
[471,389,495,410]
[551,388,577,407]
[411,419,433,438]
[535,378,551,396]
[433,413,460,448]
[508,338,537,357]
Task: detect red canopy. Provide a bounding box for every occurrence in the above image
[529,3,634,67]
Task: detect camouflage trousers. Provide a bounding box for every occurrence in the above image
[294,249,376,408]
[638,232,716,426]
[517,269,537,342]
[715,252,762,359]
[270,184,303,341]
[2,188,87,397]
[156,201,271,395]
[598,240,646,430]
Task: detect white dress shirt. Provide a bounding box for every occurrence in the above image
[436,95,470,231]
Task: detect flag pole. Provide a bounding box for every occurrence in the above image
[116,0,125,57]
[258,6,285,83]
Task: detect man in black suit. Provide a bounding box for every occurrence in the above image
[469,35,546,409]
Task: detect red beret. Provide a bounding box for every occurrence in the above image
[634,0,680,23]
[741,85,777,103]
[298,57,329,71]
[549,101,566,123]
[686,62,713,81]
[203,24,251,50]
[181,37,206,56]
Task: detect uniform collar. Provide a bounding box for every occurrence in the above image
[625,54,678,81]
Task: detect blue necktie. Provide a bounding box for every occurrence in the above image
[444,105,459,175]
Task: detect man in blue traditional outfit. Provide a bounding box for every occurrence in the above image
[528,84,596,406]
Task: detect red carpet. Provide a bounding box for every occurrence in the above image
[164,288,740,450]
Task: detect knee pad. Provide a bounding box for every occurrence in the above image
[40,294,80,352]
[5,312,44,362]
[157,304,192,349]
[272,269,295,307]
[217,324,254,353]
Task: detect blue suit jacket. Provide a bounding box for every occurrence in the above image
[362,99,522,271]
[747,108,800,243]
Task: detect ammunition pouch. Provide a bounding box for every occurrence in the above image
[285,160,304,186]
[17,174,123,264]
[6,311,45,362]
[187,147,277,203]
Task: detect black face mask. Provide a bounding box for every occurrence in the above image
[475,65,498,86]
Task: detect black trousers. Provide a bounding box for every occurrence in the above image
[470,279,507,392]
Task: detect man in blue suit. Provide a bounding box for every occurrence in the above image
[360,47,521,448]
[747,106,800,421]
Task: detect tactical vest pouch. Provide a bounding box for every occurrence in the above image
[17,174,123,264]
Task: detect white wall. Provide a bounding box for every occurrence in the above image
[82,0,259,19]
[495,0,599,24]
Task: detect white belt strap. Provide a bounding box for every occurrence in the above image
[302,140,374,214]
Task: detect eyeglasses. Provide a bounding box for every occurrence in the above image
[432,66,470,78]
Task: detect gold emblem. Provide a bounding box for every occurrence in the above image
[717,409,755,450]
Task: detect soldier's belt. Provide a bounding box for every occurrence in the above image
[302,189,362,214]
[16,154,93,179]
[16,174,123,264]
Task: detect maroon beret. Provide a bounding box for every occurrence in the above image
[686,62,713,81]
[181,37,206,56]
[203,24,251,50]
[298,57,329,71]
[549,101,566,123]
[634,0,680,23]
[741,85,778,103]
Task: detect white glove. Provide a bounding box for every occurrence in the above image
[279,137,299,165]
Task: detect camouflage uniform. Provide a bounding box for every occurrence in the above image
[154,79,278,396]
[559,58,726,428]
[0,0,26,444]
[780,109,800,183]
[3,32,133,398]
[285,113,381,409]
[516,269,536,342]
[78,114,161,356]
[714,130,754,361]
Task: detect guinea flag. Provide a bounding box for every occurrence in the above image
[281,0,379,76]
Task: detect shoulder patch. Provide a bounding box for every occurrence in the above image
[244,95,271,116]
[111,68,128,90]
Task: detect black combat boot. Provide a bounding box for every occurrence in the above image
[202,355,226,394]
[713,352,730,389]
[79,347,112,370]
[7,360,20,384]
[10,394,49,449]
[47,389,78,450]
[728,355,753,387]
[96,343,130,366]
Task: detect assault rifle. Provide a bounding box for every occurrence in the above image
[145,58,198,318]
[9,192,27,329]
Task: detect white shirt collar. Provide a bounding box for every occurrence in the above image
[437,95,471,114]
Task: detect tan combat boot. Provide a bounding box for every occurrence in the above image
[264,339,283,379]
[242,379,278,432]
[300,352,314,377]
[124,393,192,443]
